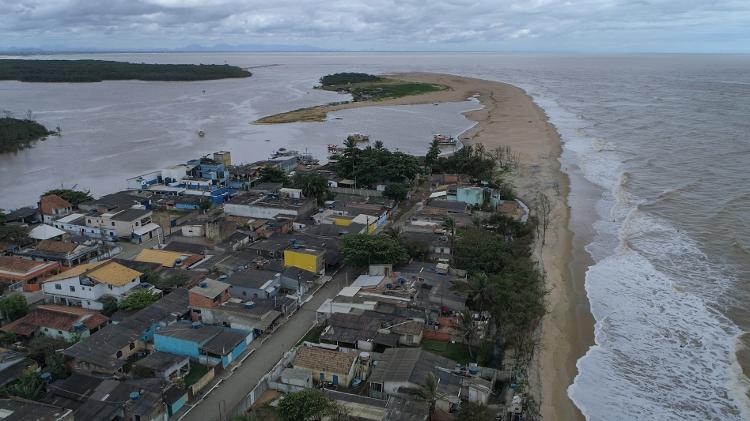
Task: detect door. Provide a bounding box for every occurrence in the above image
[332,375,338,386]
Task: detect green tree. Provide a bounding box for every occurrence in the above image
[27,337,67,364]
[453,229,510,274]
[44,352,70,380]
[442,216,456,256]
[458,401,494,421]
[452,272,493,315]
[259,165,288,183]
[43,189,93,206]
[277,389,337,421]
[290,172,329,205]
[489,257,546,345]
[0,370,44,400]
[425,138,441,169]
[416,373,440,421]
[0,293,28,321]
[383,183,407,201]
[118,289,159,312]
[340,234,409,267]
[0,225,29,243]
[456,309,478,361]
[199,199,212,211]
[101,295,119,317]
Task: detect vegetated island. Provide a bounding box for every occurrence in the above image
[0,117,56,153]
[255,72,447,123]
[0,59,252,82]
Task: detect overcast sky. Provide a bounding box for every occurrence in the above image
[2,0,749,52]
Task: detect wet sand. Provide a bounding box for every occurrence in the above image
[384,73,595,421]
[259,72,595,420]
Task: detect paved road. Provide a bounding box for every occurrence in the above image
[180,266,358,421]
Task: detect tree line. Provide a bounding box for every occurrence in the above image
[0,59,251,82]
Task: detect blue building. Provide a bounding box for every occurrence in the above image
[187,158,229,184]
[154,321,250,368]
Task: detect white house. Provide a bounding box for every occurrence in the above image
[41,260,143,310]
[84,208,159,241]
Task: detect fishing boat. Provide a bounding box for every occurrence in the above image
[433,134,456,145]
[198,130,205,137]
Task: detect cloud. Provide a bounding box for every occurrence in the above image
[1,0,749,51]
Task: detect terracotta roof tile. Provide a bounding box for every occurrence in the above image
[36,240,77,254]
[293,347,356,375]
[0,256,49,274]
[0,307,108,336]
[40,194,72,216]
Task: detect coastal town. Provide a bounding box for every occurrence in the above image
[0,117,549,421]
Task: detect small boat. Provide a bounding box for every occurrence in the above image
[198,130,205,137]
[433,134,456,145]
[347,133,370,143]
[265,139,271,142]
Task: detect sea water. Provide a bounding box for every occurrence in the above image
[1,52,749,420]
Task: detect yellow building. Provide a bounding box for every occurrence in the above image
[284,248,326,274]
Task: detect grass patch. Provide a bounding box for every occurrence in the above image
[256,105,331,124]
[321,78,447,102]
[297,324,325,346]
[184,363,209,386]
[421,339,493,366]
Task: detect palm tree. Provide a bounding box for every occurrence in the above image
[452,272,493,315]
[442,216,456,255]
[374,140,384,150]
[383,226,403,243]
[457,309,477,361]
[417,373,440,421]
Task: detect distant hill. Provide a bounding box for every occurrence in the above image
[0,43,330,54]
[0,59,252,82]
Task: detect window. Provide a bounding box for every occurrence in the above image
[108,285,113,290]
[116,350,123,358]
[87,219,91,223]
[55,284,62,290]
[129,342,135,350]
[111,222,115,226]
[58,330,63,334]
[70,286,75,292]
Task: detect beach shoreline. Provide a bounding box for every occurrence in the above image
[382,73,596,421]
[258,71,595,420]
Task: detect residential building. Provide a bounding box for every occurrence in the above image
[15,239,102,268]
[0,256,60,291]
[284,247,326,274]
[133,352,190,381]
[134,248,202,268]
[3,207,38,224]
[0,398,73,421]
[63,323,143,374]
[224,193,315,219]
[78,190,152,214]
[41,260,142,310]
[0,348,38,388]
[292,346,358,387]
[153,321,250,368]
[226,269,281,300]
[39,194,73,224]
[368,348,462,413]
[28,224,66,241]
[188,279,230,309]
[0,305,108,342]
[85,207,160,241]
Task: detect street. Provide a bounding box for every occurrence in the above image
[179,266,358,421]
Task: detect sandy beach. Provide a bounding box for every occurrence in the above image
[258,72,595,420]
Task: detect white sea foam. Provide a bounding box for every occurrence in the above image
[523,85,750,420]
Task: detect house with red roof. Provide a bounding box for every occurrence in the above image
[0,304,109,342]
[39,194,73,224]
[0,256,61,291]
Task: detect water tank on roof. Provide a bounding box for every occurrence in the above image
[244,301,255,309]
[130,392,140,401]
[468,363,479,375]
[200,281,208,288]
[191,322,202,329]
[385,283,393,289]
[40,372,51,382]
[219,275,228,280]
[72,322,84,331]
[359,352,370,362]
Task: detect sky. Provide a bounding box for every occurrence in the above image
[2,0,750,52]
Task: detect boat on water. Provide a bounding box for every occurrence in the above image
[271,148,300,159]
[347,133,370,143]
[433,134,456,145]
[198,130,205,137]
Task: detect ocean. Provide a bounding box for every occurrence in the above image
[1,52,749,420]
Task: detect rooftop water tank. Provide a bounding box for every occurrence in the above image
[130,392,140,401]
